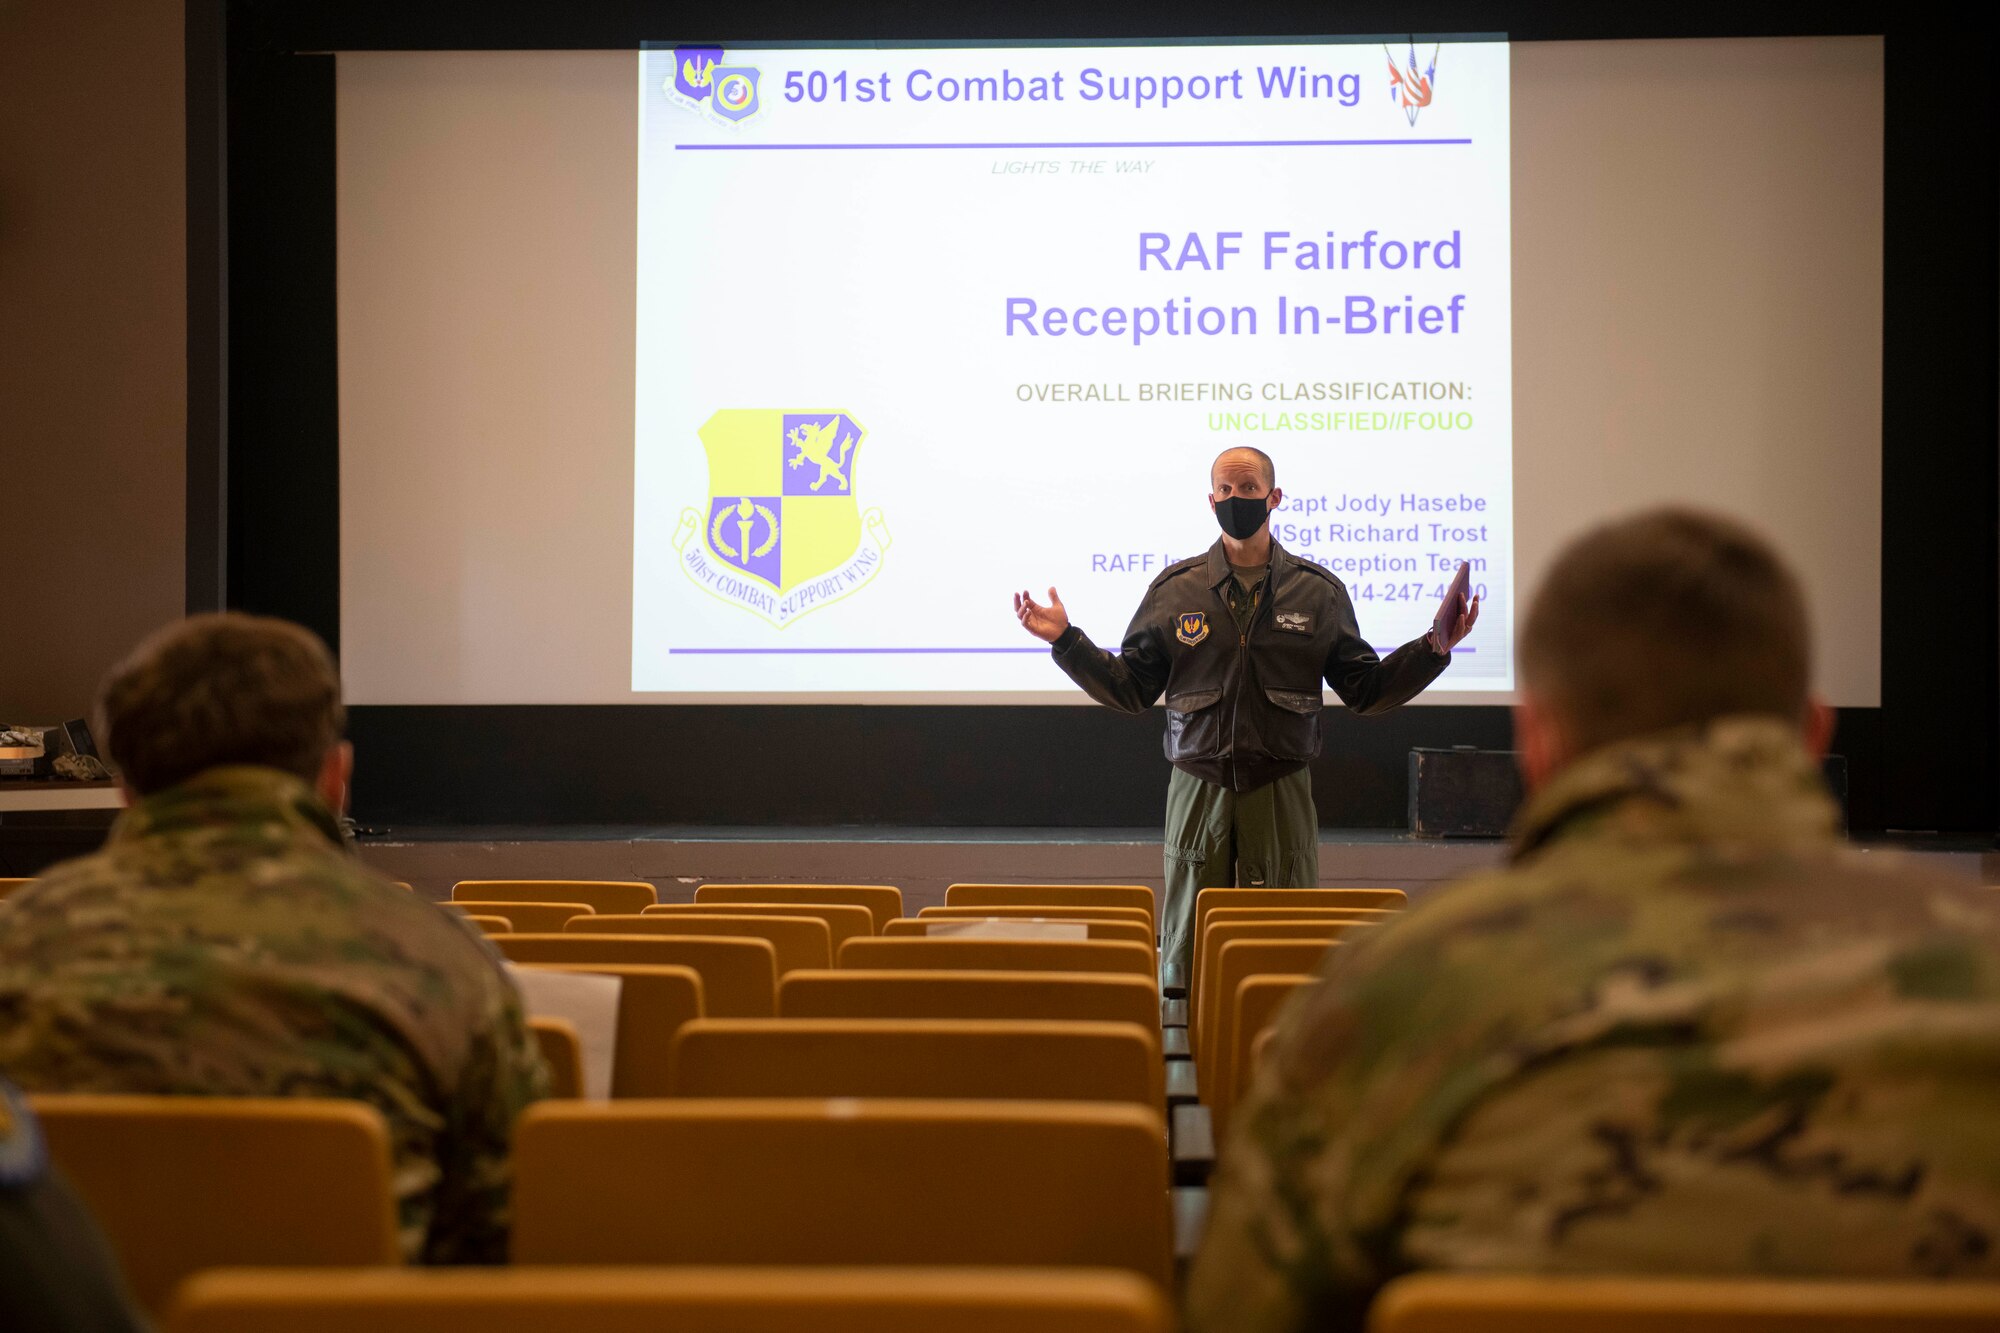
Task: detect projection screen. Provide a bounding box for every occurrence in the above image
[336,36,1881,706]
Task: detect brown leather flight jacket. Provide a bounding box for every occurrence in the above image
[1050,538,1448,792]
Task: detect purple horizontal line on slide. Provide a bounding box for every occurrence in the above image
[670,647,1047,655]
[670,644,1475,654]
[676,138,1471,151]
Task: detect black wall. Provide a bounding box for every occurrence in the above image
[195,1,1996,833]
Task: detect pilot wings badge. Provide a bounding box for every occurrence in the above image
[672,410,891,628]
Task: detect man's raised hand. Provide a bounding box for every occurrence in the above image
[1014,587,1070,644]
[1424,572,1488,652]
[1449,594,1482,648]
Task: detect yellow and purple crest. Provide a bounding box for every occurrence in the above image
[673,409,891,628]
[1176,611,1209,646]
[674,47,720,99]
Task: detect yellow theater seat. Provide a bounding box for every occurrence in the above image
[497,934,775,1017]
[1197,938,1338,1089]
[571,913,832,974]
[528,1017,584,1098]
[0,877,36,899]
[1192,887,1402,957]
[31,1094,399,1319]
[167,1266,1174,1333]
[516,963,704,1097]
[1213,973,1318,1138]
[1191,918,1362,1044]
[448,900,594,932]
[781,969,1161,1034]
[946,884,1157,933]
[454,880,656,914]
[695,883,903,932]
[1249,1025,1280,1088]
[919,904,1154,928]
[458,914,512,935]
[1368,1273,2000,1331]
[1198,904,1394,936]
[512,1098,1173,1288]
[885,917,1154,951]
[670,1018,1162,1110]
[645,900,874,953]
[839,936,1156,980]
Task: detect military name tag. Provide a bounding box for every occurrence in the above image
[1274,611,1313,634]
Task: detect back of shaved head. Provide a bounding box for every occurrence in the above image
[1521,507,1811,755]
[1212,446,1275,488]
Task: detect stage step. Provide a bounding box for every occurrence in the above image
[1165,1058,1198,1107]
[1161,997,1188,1028]
[1164,1027,1190,1059]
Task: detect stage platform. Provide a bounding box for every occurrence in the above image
[354,826,1999,912]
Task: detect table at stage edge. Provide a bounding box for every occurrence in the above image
[0,781,124,813]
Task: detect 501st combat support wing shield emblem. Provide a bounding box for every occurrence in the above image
[673,410,891,628]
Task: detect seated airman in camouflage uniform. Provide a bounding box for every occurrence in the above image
[1188,509,2000,1332]
[0,614,548,1264]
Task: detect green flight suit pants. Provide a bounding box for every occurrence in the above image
[1160,765,1319,990]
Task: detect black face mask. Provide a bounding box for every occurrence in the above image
[1214,495,1271,540]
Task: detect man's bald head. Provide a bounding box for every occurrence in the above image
[1211,447,1275,493]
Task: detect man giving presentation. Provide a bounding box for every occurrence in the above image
[1014,447,1479,989]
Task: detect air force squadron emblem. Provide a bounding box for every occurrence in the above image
[1176,611,1209,646]
[672,47,721,103]
[663,47,762,127]
[673,410,890,627]
[709,67,761,123]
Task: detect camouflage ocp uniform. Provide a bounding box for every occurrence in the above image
[0,766,550,1264]
[1187,717,2000,1333]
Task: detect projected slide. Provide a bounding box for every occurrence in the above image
[633,40,1513,695]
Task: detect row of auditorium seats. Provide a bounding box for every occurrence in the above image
[151,1268,2000,1332]
[502,938,1176,1020]
[166,1268,1176,1331]
[447,879,1154,930]
[30,1090,1175,1300]
[460,906,1158,964]
[36,1086,2000,1331]
[16,874,1997,1329]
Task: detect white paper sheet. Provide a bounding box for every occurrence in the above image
[508,964,622,1100]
